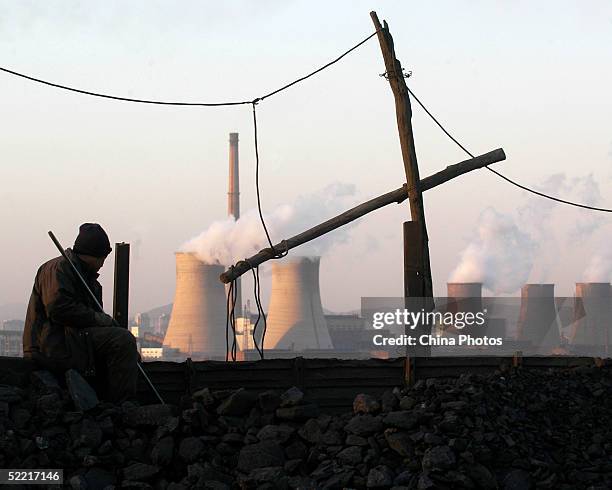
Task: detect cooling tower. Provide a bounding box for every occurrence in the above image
[447,282,482,302]
[445,282,485,337]
[163,253,228,359]
[516,284,560,349]
[570,282,611,349]
[265,256,333,351]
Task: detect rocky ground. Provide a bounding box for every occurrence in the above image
[0,363,611,489]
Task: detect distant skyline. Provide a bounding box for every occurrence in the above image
[1,1,611,318]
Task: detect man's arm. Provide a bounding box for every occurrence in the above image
[39,261,115,328]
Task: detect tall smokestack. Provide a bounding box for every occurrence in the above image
[516,284,560,350]
[265,256,333,351]
[163,253,228,360]
[228,132,242,316]
[570,282,611,351]
[228,133,240,220]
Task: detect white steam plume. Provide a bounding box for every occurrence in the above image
[449,208,536,294]
[584,250,612,283]
[456,172,608,289]
[181,182,358,265]
[567,174,604,241]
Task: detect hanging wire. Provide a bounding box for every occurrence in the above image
[225,265,239,362]
[251,102,276,252]
[256,30,379,102]
[255,266,267,359]
[230,277,237,361]
[225,278,234,362]
[251,102,291,258]
[0,31,378,107]
[406,87,612,213]
[0,66,251,107]
[2,32,383,366]
[225,274,238,362]
[250,266,263,359]
[248,262,265,360]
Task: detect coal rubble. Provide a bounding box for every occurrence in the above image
[0,365,611,490]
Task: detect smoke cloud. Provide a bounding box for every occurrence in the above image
[451,172,608,293]
[584,250,612,282]
[518,173,603,242]
[567,174,604,241]
[449,207,536,294]
[181,182,358,265]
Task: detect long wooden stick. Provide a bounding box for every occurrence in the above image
[220,186,408,284]
[219,148,506,284]
[48,231,165,404]
[419,148,505,191]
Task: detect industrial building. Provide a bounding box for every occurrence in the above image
[150,133,612,362]
[163,253,228,360]
[1,320,24,357]
[265,256,333,352]
[570,282,611,355]
[516,284,560,350]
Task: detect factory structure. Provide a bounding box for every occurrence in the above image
[130,276,612,361]
[227,132,242,318]
[0,320,24,357]
[431,281,611,357]
[159,251,341,361]
[112,133,612,362]
[265,256,333,351]
[162,253,228,360]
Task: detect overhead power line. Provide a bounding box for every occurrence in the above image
[0,65,250,106]
[407,87,612,213]
[0,31,378,107]
[256,31,379,102]
[1,31,380,362]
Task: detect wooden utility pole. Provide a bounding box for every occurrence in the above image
[371,11,433,358]
[113,242,130,329]
[370,11,433,300]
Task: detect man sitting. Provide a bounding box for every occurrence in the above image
[23,223,139,403]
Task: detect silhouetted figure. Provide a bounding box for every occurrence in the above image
[23,223,139,403]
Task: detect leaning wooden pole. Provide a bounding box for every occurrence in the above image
[220,186,409,284]
[219,149,506,284]
[370,11,433,299]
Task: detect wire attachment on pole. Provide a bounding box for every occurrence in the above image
[380,69,412,80]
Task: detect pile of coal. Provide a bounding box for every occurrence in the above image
[0,364,610,490]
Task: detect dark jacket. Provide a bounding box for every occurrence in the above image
[23,249,106,375]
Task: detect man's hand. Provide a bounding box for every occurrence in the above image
[94,311,120,328]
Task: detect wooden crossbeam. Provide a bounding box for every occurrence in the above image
[219,148,506,284]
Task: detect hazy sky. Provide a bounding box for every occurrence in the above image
[1,1,611,320]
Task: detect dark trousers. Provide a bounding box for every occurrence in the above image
[85,326,139,403]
